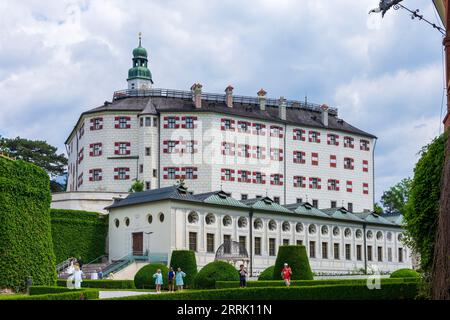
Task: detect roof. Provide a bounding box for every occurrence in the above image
[66,89,377,143]
[321,207,364,222]
[241,197,292,213]
[353,212,394,226]
[194,191,249,209]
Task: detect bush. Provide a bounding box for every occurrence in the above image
[0,158,56,289]
[50,209,108,264]
[258,266,275,280]
[56,279,135,289]
[273,245,313,280]
[111,282,418,300]
[390,269,420,278]
[30,286,74,295]
[2,287,99,300]
[169,250,197,288]
[194,261,240,289]
[134,264,169,289]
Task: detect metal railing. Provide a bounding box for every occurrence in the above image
[112,88,338,115]
[101,252,169,278]
[56,258,73,274]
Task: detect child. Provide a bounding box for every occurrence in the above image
[168,267,175,293]
[153,269,163,293]
[281,263,292,287]
[175,267,186,291]
[239,265,248,288]
[73,264,84,289]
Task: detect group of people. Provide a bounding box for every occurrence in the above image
[153,267,186,294]
[238,263,293,288]
[66,257,84,289]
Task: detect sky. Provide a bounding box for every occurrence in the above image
[0,0,445,203]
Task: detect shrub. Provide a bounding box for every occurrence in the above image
[390,268,420,278]
[258,266,275,281]
[111,282,418,300]
[2,287,99,300]
[50,209,108,264]
[169,250,197,288]
[30,286,74,295]
[56,279,135,289]
[134,264,169,289]
[194,261,239,289]
[0,158,56,289]
[273,245,313,280]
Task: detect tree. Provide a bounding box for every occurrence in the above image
[0,136,67,178]
[403,134,445,276]
[129,179,144,192]
[373,203,384,215]
[380,178,412,214]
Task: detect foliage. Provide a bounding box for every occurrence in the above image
[0,157,56,289]
[169,250,198,288]
[134,264,169,289]
[273,245,313,280]
[56,279,135,289]
[404,134,446,272]
[390,268,420,278]
[129,179,144,192]
[258,266,275,280]
[0,136,67,178]
[381,178,412,214]
[50,209,108,264]
[194,261,239,289]
[111,283,419,300]
[216,277,418,289]
[1,287,99,300]
[373,203,384,215]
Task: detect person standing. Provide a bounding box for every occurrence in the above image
[239,265,248,288]
[175,267,186,291]
[153,269,163,294]
[78,256,84,270]
[73,264,84,289]
[281,263,292,287]
[168,267,175,293]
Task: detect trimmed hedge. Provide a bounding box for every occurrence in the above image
[0,158,56,289]
[194,261,240,289]
[273,245,313,280]
[390,268,420,278]
[216,277,419,289]
[134,264,169,289]
[110,282,418,300]
[50,209,108,264]
[169,250,197,288]
[258,266,275,281]
[56,279,135,289]
[1,287,99,300]
[30,286,74,295]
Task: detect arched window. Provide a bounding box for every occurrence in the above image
[333,226,340,237]
[398,233,404,242]
[158,213,165,223]
[308,224,317,235]
[205,213,216,225]
[366,230,373,239]
[268,220,277,231]
[238,217,248,228]
[387,232,392,241]
[188,211,199,224]
[147,214,153,224]
[321,225,329,235]
[254,218,263,230]
[296,222,304,233]
[223,215,232,227]
[344,228,351,238]
[282,221,290,232]
[356,229,362,239]
[124,217,130,227]
[114,219,119,228]
[376,231,383,240]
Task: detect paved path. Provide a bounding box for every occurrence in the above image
[99,291,156,299]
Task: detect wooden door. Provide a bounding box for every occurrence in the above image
[132,232,143,256]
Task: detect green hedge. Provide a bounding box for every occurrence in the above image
[258,266,275,281]
[216,277,419,289]
[1,287,99,300]
[194,261,240,289]
[50,209,108,264]
[56,279,135,289]
[273,245,313,280]
[390,268,420,278]
[134,264,169,289]
[30,286,75,295]
[110,282,418,300]
[0,158,56,289]
[169,250,197,288]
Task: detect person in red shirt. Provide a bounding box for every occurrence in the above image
[281,263,292,287]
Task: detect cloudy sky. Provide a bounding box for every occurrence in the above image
[0,0,445,202]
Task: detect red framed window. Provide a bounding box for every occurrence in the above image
[114,116,131,129]
[311,152,319,166]
[114,167,130,180]
[180,167,198,180]
[328,179,340,191]
[360,139,370,151]
[363,160,369,172]
[330,155,337,168]
[221,168,235,181]
[327,133,339,146]
[344,136,354,148]
[90,117,103,130]
[221,118,235,131]
[180,140,198,154]
[293,128,306,141]
[78,123,85,139]
[363,183,369,195]
[294,176,306,188]
[89,143,102,157]
[163,116,180,129]
[309,177,322,189]
[253,146,266,159]
[346,181,353,193]
[293,151,306,164]
[222,142,235,156]
[181,116,198,129]
[77,172,83,187]
[238,121,251,133]
[344,157,354,170]
[89,169,102,182]
[270,174,284,186]
[270,125,284,138]
[252,123,266,136]
[252,171,266,184]
[238,170,252,183]
[162,167,179,180]
[78,148,84,164]
[270,148,284,161]
[114,142,131,155]
[309,131,321,143]
[238,144,251,158]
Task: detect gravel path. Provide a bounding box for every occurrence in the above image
[99,291,156,299]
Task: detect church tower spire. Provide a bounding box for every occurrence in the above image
[127,32,153,90]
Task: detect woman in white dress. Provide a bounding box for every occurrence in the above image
[73,264,84,289]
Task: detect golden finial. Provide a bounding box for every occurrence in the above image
[138,32,142,46]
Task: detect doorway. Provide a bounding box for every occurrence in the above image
[132,232,143,256]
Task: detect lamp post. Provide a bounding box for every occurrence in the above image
[145,232,154,262]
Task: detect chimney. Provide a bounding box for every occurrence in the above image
[191,83,203,109]
[257,88,267,111]
[279,96,287,120]
[225,85,234,108]
[321,104,329,127]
